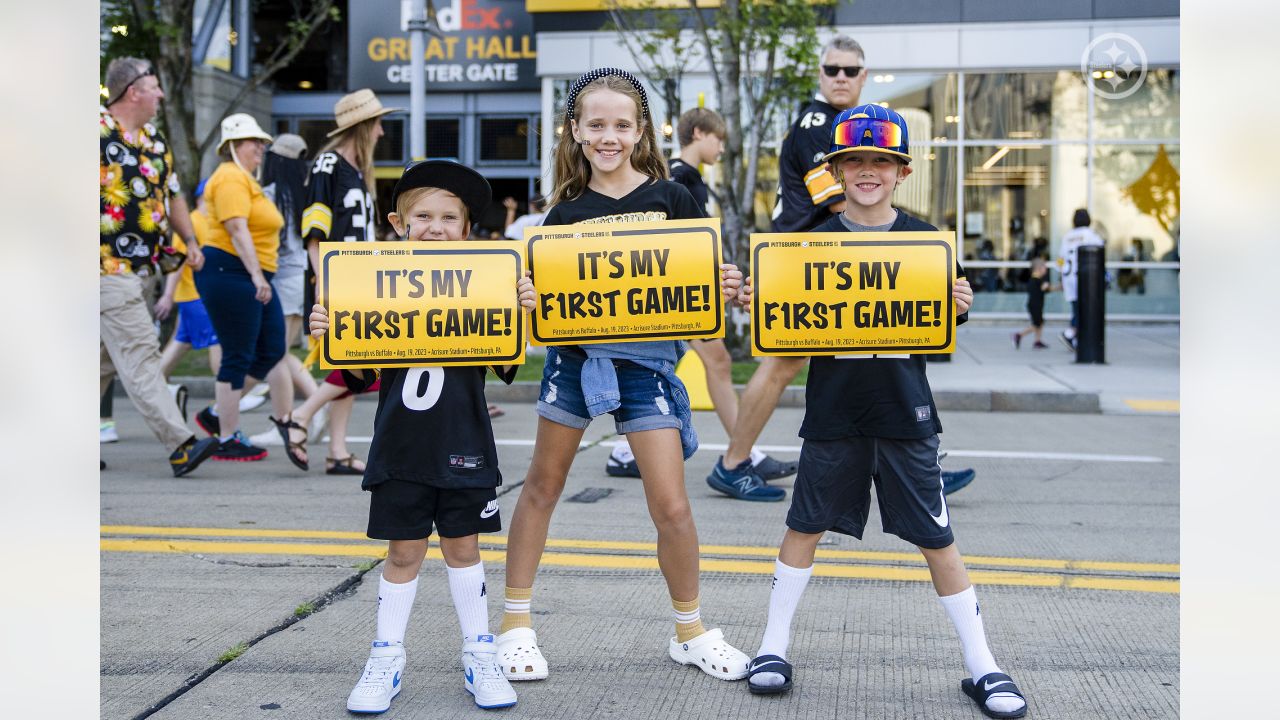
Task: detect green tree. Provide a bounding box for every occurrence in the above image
[100,0,340,197]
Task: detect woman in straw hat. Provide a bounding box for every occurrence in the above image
[191,113,303,464]
[284,89,400,476]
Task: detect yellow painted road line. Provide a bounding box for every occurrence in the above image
[102,525,1179,576]
[1124,399,1180,413]
[100,539,1179,595]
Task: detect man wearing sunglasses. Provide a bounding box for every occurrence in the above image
[706,35,870,501]
[100,56,218,477]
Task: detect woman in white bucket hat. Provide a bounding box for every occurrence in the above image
[190,113,301,464]
[285,89,401,476]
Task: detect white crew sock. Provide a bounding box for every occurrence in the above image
[939,586,1023,714]
[611,439,634,463]
[750,560,813,688]
[749,447,767,466]
[376,574,419,644]
[447,561,489,643]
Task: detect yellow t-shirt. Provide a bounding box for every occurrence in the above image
[171,210,209,303]
[202,162,284,272]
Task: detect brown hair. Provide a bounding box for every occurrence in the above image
[393,187,469,228]
[318,118,379,194]
[550,75,667,205]
[676,107,726,147]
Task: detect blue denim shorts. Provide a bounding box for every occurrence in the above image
[536,346,682,434]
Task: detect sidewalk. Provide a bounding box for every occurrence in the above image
[166,322,1179,416]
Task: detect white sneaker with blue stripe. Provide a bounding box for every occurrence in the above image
[462,635,517,709]
[347,641,405,714]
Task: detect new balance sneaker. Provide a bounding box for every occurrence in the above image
[167,383,189,423]
[238,384,269,413]
[462,635,517,709]
[605,455,642,478]
[942,468,976,496]
[170,435,219,478]
[347,641,405,714]
[213,431,268,462]
[100,421,119,444]
[706,458,785,502]
[195,406,220,437]
[751,454,799,482]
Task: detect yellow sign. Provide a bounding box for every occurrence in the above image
[317,241,526,368]
[527,218,724,345]
[751,231,957,355]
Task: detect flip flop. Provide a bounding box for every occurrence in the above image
[269,415,309,471]
[746,654,793,695]
[961,672,1027,719]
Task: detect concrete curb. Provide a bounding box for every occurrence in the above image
[150,377,1101,414]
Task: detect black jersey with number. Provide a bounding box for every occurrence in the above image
[668,159,709,212]
[342,365,517,490]
[544,178,705,226]
[302,152,375,243]
[771,97,844,233]
[799,211,968,441]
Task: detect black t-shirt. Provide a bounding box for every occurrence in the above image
[799,210,968,441]
[303,152,375,243]
[668,159,709,212]
[771,98,844,233]
[342,365,516,490]
[544,178,706,226]
[1026,273,1049,309]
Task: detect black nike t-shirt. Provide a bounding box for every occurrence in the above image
[668,159,709,212]
[544,179,706,226]
[342,365,517,490]
[799,210,968,441]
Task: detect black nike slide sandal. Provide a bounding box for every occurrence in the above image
[747,654,793,695]
[961,671,1027,719]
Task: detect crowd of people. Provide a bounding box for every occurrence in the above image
[100,34,1029,719]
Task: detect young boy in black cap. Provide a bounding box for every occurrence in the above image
[738,105,1028,719]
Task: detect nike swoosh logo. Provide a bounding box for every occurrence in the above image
[479,502,498,519]
[750,660,786,672]
[465,668,475,684]
[393,671,400,688]
[930,483,950,528]
[983,679,1013,692]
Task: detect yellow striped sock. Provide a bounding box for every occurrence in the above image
[500,586,533,633]
[672,596,706,643]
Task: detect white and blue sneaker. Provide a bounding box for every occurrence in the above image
[462,635,517,709]
[346,641,405,714]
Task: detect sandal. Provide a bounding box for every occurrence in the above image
[961,672,1028,719]
[668,628,749,680]
[269,415,308,471]
[496,627,548,681]
[326,454,364,476]
[746,654,793,695]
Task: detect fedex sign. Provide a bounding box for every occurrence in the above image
[437,0,513,31]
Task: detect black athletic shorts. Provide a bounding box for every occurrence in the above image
[786,434,955,549]
[367,480,501,540]
[1027,300,1044,327]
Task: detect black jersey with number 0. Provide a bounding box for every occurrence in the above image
[799,210,968,441]
[668,159,709,212]
[342,365,516,490]
[771,97,844,233]
[544,178,705,226]
[302,152,375,243]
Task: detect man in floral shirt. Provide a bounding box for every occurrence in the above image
[100,56,218,477]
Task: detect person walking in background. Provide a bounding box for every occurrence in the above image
[502,193,547,240]
[99,56,218,476]
[1012,256,1052,350]
[1058,208,1105,351]
[193,114,301,463]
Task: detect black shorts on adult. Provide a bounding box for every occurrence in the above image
[367,480,501,540]
[786,434,955,549]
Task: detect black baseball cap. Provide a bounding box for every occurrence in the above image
[391,160,492,220]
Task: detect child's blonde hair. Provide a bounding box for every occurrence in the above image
[550,73,667,205]
[393,187,469,232]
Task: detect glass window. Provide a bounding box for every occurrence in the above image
[895,145,958,233]
[964,72,1088,141]
[374,117,405,164]
[194,0,232,72]
[1092,144,1180,262]
[296,119,335,161]
[426,118,460,160]
[1093,69,1179,141]
[861,73,959,141]
[479,117,530,163]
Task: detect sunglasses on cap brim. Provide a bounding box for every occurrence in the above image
[107,66,157,106]
[831,117,903,152]
[822,65,863,78]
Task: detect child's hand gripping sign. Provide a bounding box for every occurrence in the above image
[317,240,526,368]
[526,217,725,344]
[750,231,958,355]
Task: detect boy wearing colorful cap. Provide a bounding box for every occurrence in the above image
[739,105,1028,719]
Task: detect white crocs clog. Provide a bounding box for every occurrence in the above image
[496,627,549,681]
[668,628,750,680]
